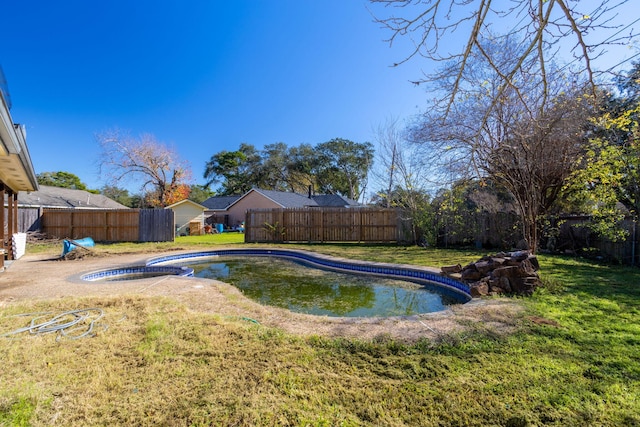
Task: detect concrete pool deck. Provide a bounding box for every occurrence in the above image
[0,251,522,342]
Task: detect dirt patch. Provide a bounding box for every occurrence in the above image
[0,252,524,342]
[58,248,104,261]
[527,315,561,328]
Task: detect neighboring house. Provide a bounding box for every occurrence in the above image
[1,69,39,263]
[18,185,129,209]
[12,186,129,234]
[165,199,207,236]
[310,194,361,207]
[202,188,361,228]
[200,195,242,226]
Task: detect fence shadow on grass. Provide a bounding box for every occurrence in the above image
[539,255,640,306]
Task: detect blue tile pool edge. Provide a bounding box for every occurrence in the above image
[145,248,472,302]
[80,265,194,281]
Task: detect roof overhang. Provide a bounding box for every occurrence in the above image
[165,199,207,210]
[0,92,38,192]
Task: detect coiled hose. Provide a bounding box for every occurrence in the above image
[1,308,108,341]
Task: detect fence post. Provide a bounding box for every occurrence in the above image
[632,218,637,267]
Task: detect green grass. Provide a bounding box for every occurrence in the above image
[176,232,246,245]
[1,243,639,426]
[27,232,246,255]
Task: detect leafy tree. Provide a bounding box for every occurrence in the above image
[314,138,374,201]
[100,185,133,207]
[188,184,215,204]
[161,183,191,206]
[260,142,300,192]
[431,180,481,248]
[565,105,640,242]
[561,63,640,249]
[609,65,640,218]
[431,179,520,249]
[37,171,90,191]
[129,193,146,208]
[96,129,192,208]
[203,143,262,195]
[287,143,323,193]
[203,139,374,200]
[372,186,435,246]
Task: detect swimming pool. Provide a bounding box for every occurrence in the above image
[81,248,471,316]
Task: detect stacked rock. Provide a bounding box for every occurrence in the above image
[441,251,542,297]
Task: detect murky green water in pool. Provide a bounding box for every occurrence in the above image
[188,257,459,317]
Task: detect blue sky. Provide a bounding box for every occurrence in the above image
[2,1,638,194]
[2,0,429,192]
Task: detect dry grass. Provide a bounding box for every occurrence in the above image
[1,243,639,426]
[3,295,481,426]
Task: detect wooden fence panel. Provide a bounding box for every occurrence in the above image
[556,216,638,265]
[7,207,40,232]
[42,209,138,241]
[361,208,398,241]
[42,209,73,239]
[322,208,345,241]
[62,210,100,240]
[139,209,174,242]
[245,208,401,243]
[281,209,305,241]
[110,210,140,241]
[41,209,173,242]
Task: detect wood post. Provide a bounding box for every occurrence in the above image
[0,183,5,260]
[6,189,16,259]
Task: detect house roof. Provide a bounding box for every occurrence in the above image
[201,195,242,210]
[206,188,362,211]
[202,189,364,213]
[165,199,207,210]
[311,194,360,207]
[247,188,320,208]
[0,71,38,193]
[17,185,129,209]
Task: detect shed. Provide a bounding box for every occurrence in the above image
[165,199,207,236]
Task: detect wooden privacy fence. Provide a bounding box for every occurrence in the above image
[4,207,40,233]
[139,209,175,242]
[245,208,404,243]
[552,215,639,266]
[41,208,174,242]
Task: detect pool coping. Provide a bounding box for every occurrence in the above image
[79,248,471,302]
[80,264,194,281]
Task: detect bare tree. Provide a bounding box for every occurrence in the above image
[97,129,192,207]
[371,0,636,120]
[410,37,596,252]
[371,117,439,243]
[372,117,438,201]
[372,118,401,208]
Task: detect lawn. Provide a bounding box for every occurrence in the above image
[1,241,638,426]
